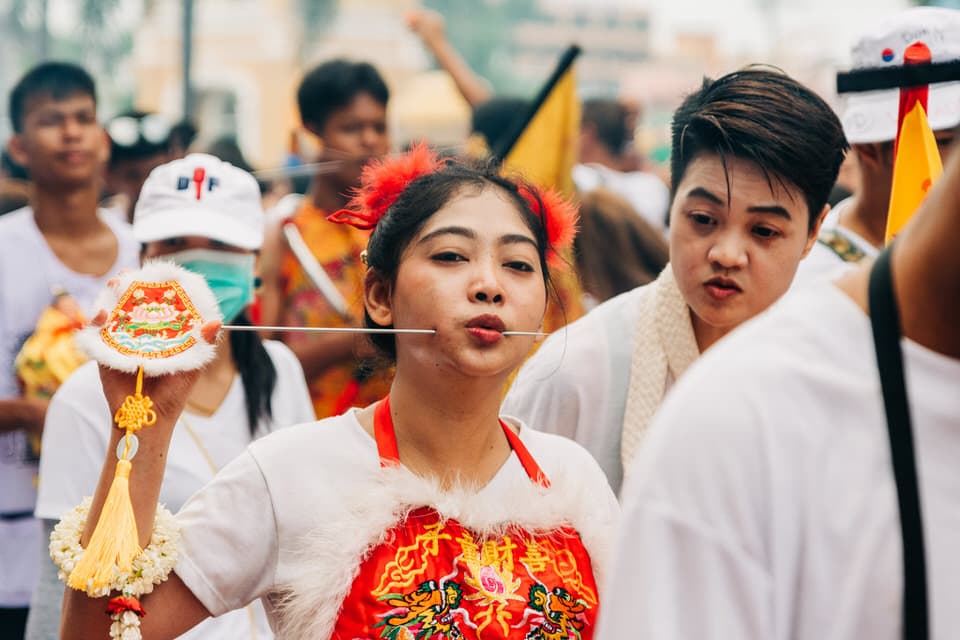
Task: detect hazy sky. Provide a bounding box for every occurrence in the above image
[43,0,916,67]
[541,0,912,63]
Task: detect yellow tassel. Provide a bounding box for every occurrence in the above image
[66,458,142,592]
[67,365,153,593]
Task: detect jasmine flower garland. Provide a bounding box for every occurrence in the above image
[50,497,181,639]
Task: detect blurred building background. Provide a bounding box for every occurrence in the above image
[2,0,956,169]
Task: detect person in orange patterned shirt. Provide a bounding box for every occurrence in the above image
[260,60,393,418]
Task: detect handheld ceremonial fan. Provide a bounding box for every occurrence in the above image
[77,261,221,374]
[67,261,221,593]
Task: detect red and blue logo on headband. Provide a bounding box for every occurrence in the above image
[176,168,220,200]
[881,48,896,63]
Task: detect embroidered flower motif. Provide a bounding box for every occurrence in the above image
[133,288,145,299]
[129,302,179,325]
[478,565,506,595]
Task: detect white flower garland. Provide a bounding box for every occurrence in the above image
[50,497,181,640]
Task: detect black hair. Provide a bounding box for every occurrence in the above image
[297,59,389,131]
[9,61,96,133]
[167,119,198,155]
[202,135,270,194]
[582,98,630,156]
[670,67,848,231]
[364,158,553,360]
[107,110,170,166]
[229,311,277,435]
[471,97,531,151]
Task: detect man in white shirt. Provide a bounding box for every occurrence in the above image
[504,69,847,493]
[573,98,670,233]
[600,127,960,639]
[0,62,138,637]
[794,6,959,287]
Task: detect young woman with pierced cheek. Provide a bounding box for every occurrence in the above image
[59,149,617,640]
[669,153,826,352]
[363,187,550,481]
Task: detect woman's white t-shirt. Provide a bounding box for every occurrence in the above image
[172,411,619,633]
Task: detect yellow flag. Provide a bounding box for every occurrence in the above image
[500,64,584,335]
[501,67,581,197]
[886,101,943,243]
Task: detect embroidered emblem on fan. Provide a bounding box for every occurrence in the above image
[77,261,221,375]
[101,280,201,358]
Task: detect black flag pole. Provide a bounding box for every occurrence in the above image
[489,44,582,165]
[837,59,960,94]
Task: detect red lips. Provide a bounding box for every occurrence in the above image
[704,276,742,301]
[465,314,506,332]
[465,314,505,345]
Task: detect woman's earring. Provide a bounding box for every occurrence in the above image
[360,250,368,266]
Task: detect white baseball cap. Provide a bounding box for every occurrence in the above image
[842,7,960,144]
[132,153,265,250]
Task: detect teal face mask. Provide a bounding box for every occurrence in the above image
[164,249,255,322]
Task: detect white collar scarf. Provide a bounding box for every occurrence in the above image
[620,265,700,473]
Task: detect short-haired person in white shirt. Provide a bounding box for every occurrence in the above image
[0,62,140,637]
[573,98,671,233]
[28,154,315,640]
[502,68,848,492]
[59,147,618,639]
[599,131,960,639]
[793,7,960,288]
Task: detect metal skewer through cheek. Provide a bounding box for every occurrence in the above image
[221,325,547,337]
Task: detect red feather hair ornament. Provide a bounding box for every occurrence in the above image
[327,143,445,230]
[517,184,579,268]
[328,142,578,267]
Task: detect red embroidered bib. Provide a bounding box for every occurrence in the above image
[330,397,599,640]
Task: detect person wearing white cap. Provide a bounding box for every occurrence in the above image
[26,154,315,640]
[793,6,959,287]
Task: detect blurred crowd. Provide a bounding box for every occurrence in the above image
[1,4,959,640]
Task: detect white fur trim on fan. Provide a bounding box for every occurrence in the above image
[274,462,614,640]
[76,260,221,375]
